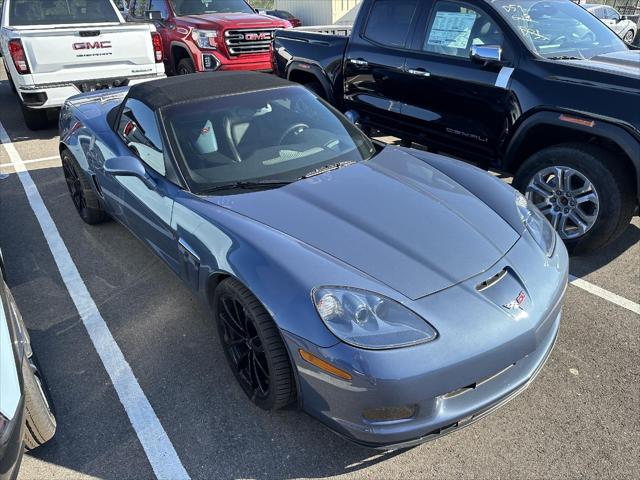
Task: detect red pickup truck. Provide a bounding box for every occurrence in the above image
[126,0,290,74]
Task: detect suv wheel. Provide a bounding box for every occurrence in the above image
[513,143,635,254]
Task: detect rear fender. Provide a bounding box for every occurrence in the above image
[287,61,336,104]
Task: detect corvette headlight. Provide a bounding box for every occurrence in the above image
[192,29,218,49]
[516,194,556,257]
[312,287,438,349]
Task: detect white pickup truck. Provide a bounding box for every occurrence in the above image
[0,0,165,130]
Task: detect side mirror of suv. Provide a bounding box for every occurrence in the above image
[470,45,503,65]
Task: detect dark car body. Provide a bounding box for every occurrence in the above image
[273,0,640,253]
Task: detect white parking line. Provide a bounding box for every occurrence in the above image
[569,275,640,315]
[0,155,59,169]
[0,121,190,480]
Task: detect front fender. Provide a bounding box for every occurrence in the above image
[504,110,640,201]
[405,148,526,236]
[172,194,405,348]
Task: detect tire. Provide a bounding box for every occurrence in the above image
[4,63,17,94]
[23,352,56,450]
[213,278,295,411]
[513,143,635,255]
[20,102,49,131]
[61,150,109,225]
[623,29,635,44]
[176,58,195,75]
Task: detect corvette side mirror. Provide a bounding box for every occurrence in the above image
[104,156,156,190]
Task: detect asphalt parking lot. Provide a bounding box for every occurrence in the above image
[0,67,638,480]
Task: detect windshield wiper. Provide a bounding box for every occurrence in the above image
[200,180,292,194]
[300,161,356,179]
[547,55,585,60]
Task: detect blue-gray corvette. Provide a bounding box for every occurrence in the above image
[58,72,568,449]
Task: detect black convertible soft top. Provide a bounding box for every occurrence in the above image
[127,71,294,110]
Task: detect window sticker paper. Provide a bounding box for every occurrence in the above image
[427,11,477,49]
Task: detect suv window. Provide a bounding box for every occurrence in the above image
[118,99,166,175]
[132,0,169,18]
[423,1,504,58]
[9,0,119,26]
[363,0,419,48]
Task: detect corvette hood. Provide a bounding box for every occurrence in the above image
[210,147,520,299]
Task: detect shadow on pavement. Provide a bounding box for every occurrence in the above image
[0,79,58,142]
[570,222,640,277]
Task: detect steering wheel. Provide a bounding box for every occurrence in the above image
[550,34,568,45]
[279,123,310,145]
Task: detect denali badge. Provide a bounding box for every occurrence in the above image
[243,32,271,41]
[503,291,526,310]
[73,41,112,50]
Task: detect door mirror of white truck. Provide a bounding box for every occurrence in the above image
[470,45,502,66]
[146,10,166,21]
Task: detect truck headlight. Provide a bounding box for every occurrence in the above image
[312,287,438,349]
[192,29,218,49]
[516,194,557,257]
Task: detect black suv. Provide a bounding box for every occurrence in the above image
[273,0,640,253]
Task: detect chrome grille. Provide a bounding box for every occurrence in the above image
[224,28,280,55]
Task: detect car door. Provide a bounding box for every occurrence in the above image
[399,0,519,161]
[604,7,623,35]
[113,98,183,274]
[342,0,421,131]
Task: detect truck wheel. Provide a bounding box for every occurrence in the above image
[20,102,49,131]
[23,352,57,450]
[4,66,17,94]
[177,58,195,75]
[513,143,635,254]
[61,150,109,225]
[304,81,326,100]
[213,278,295,411]
[623,30,635,44]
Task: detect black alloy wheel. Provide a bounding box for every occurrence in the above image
[213,278,295,411]
[218,293,271,401]
[62,157,87,217]
[61,150,108,224]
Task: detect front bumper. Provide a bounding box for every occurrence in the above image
[196,51,273,72]
[283,233,568,449]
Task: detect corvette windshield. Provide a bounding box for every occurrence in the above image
[163,87,376,194]
[492,0,627,59]
[170,0,254,15]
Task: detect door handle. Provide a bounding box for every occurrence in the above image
[349,58,369,67]
[407,68,431,77]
